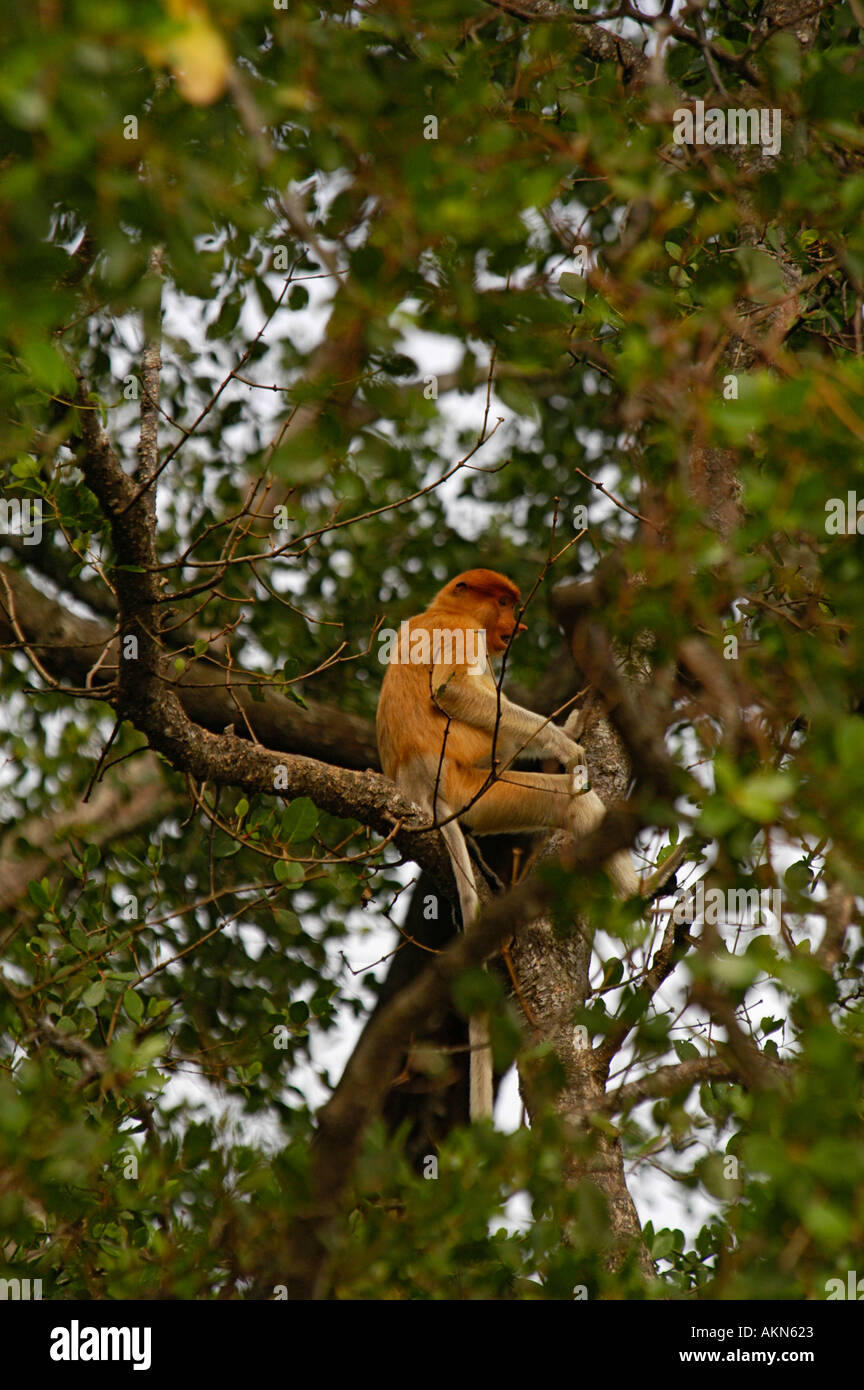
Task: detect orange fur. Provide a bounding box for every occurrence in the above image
[376,569,637,1119]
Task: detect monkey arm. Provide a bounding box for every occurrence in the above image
[431,667,583,768]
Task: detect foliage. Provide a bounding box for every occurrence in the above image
[1,0,863,1300]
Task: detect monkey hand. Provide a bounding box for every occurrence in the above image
[560,740,594,795]
[560,736,587,772]
[559,713,591,788]
[562,708,583,741]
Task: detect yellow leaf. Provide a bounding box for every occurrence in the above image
[170,21,229,105]
[147,3,230,106]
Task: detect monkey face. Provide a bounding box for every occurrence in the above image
[486,597,527,653]
[442,569,527,653]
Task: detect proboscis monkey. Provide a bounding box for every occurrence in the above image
[376,568,639,1120]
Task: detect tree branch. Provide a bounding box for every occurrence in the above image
[282,861,563,1297]
[0,758,172,913]
[0,562,380,771]
[601,1054,735,1113]
[482,0,650,83]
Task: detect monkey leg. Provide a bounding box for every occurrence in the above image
[452,768,638,896]
[451,768,587,835]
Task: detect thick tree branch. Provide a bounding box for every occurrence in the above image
[282,849,597,1297]
[0,562,380,770]
[482,0,650,83]
[14,398,463,903]
[601,1055,735,1113]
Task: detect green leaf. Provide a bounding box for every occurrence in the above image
[280,797,318,844]
[784,860,812,893]
[731,772,795,823]
[558,271,586,301]
[452,968,503,1016]
[710,953,760,989]
[133,1034,167,1068]
[123,990,144,1023]
[27,879,51,909]
[733,247,786,304]
[601,958,623,988]
[19,340,75,393]
[274,858,304,885]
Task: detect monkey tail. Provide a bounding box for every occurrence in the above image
[438,818,493,1122]
[468,1015,493,1121]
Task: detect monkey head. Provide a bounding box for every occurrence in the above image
[433,569,527,654]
